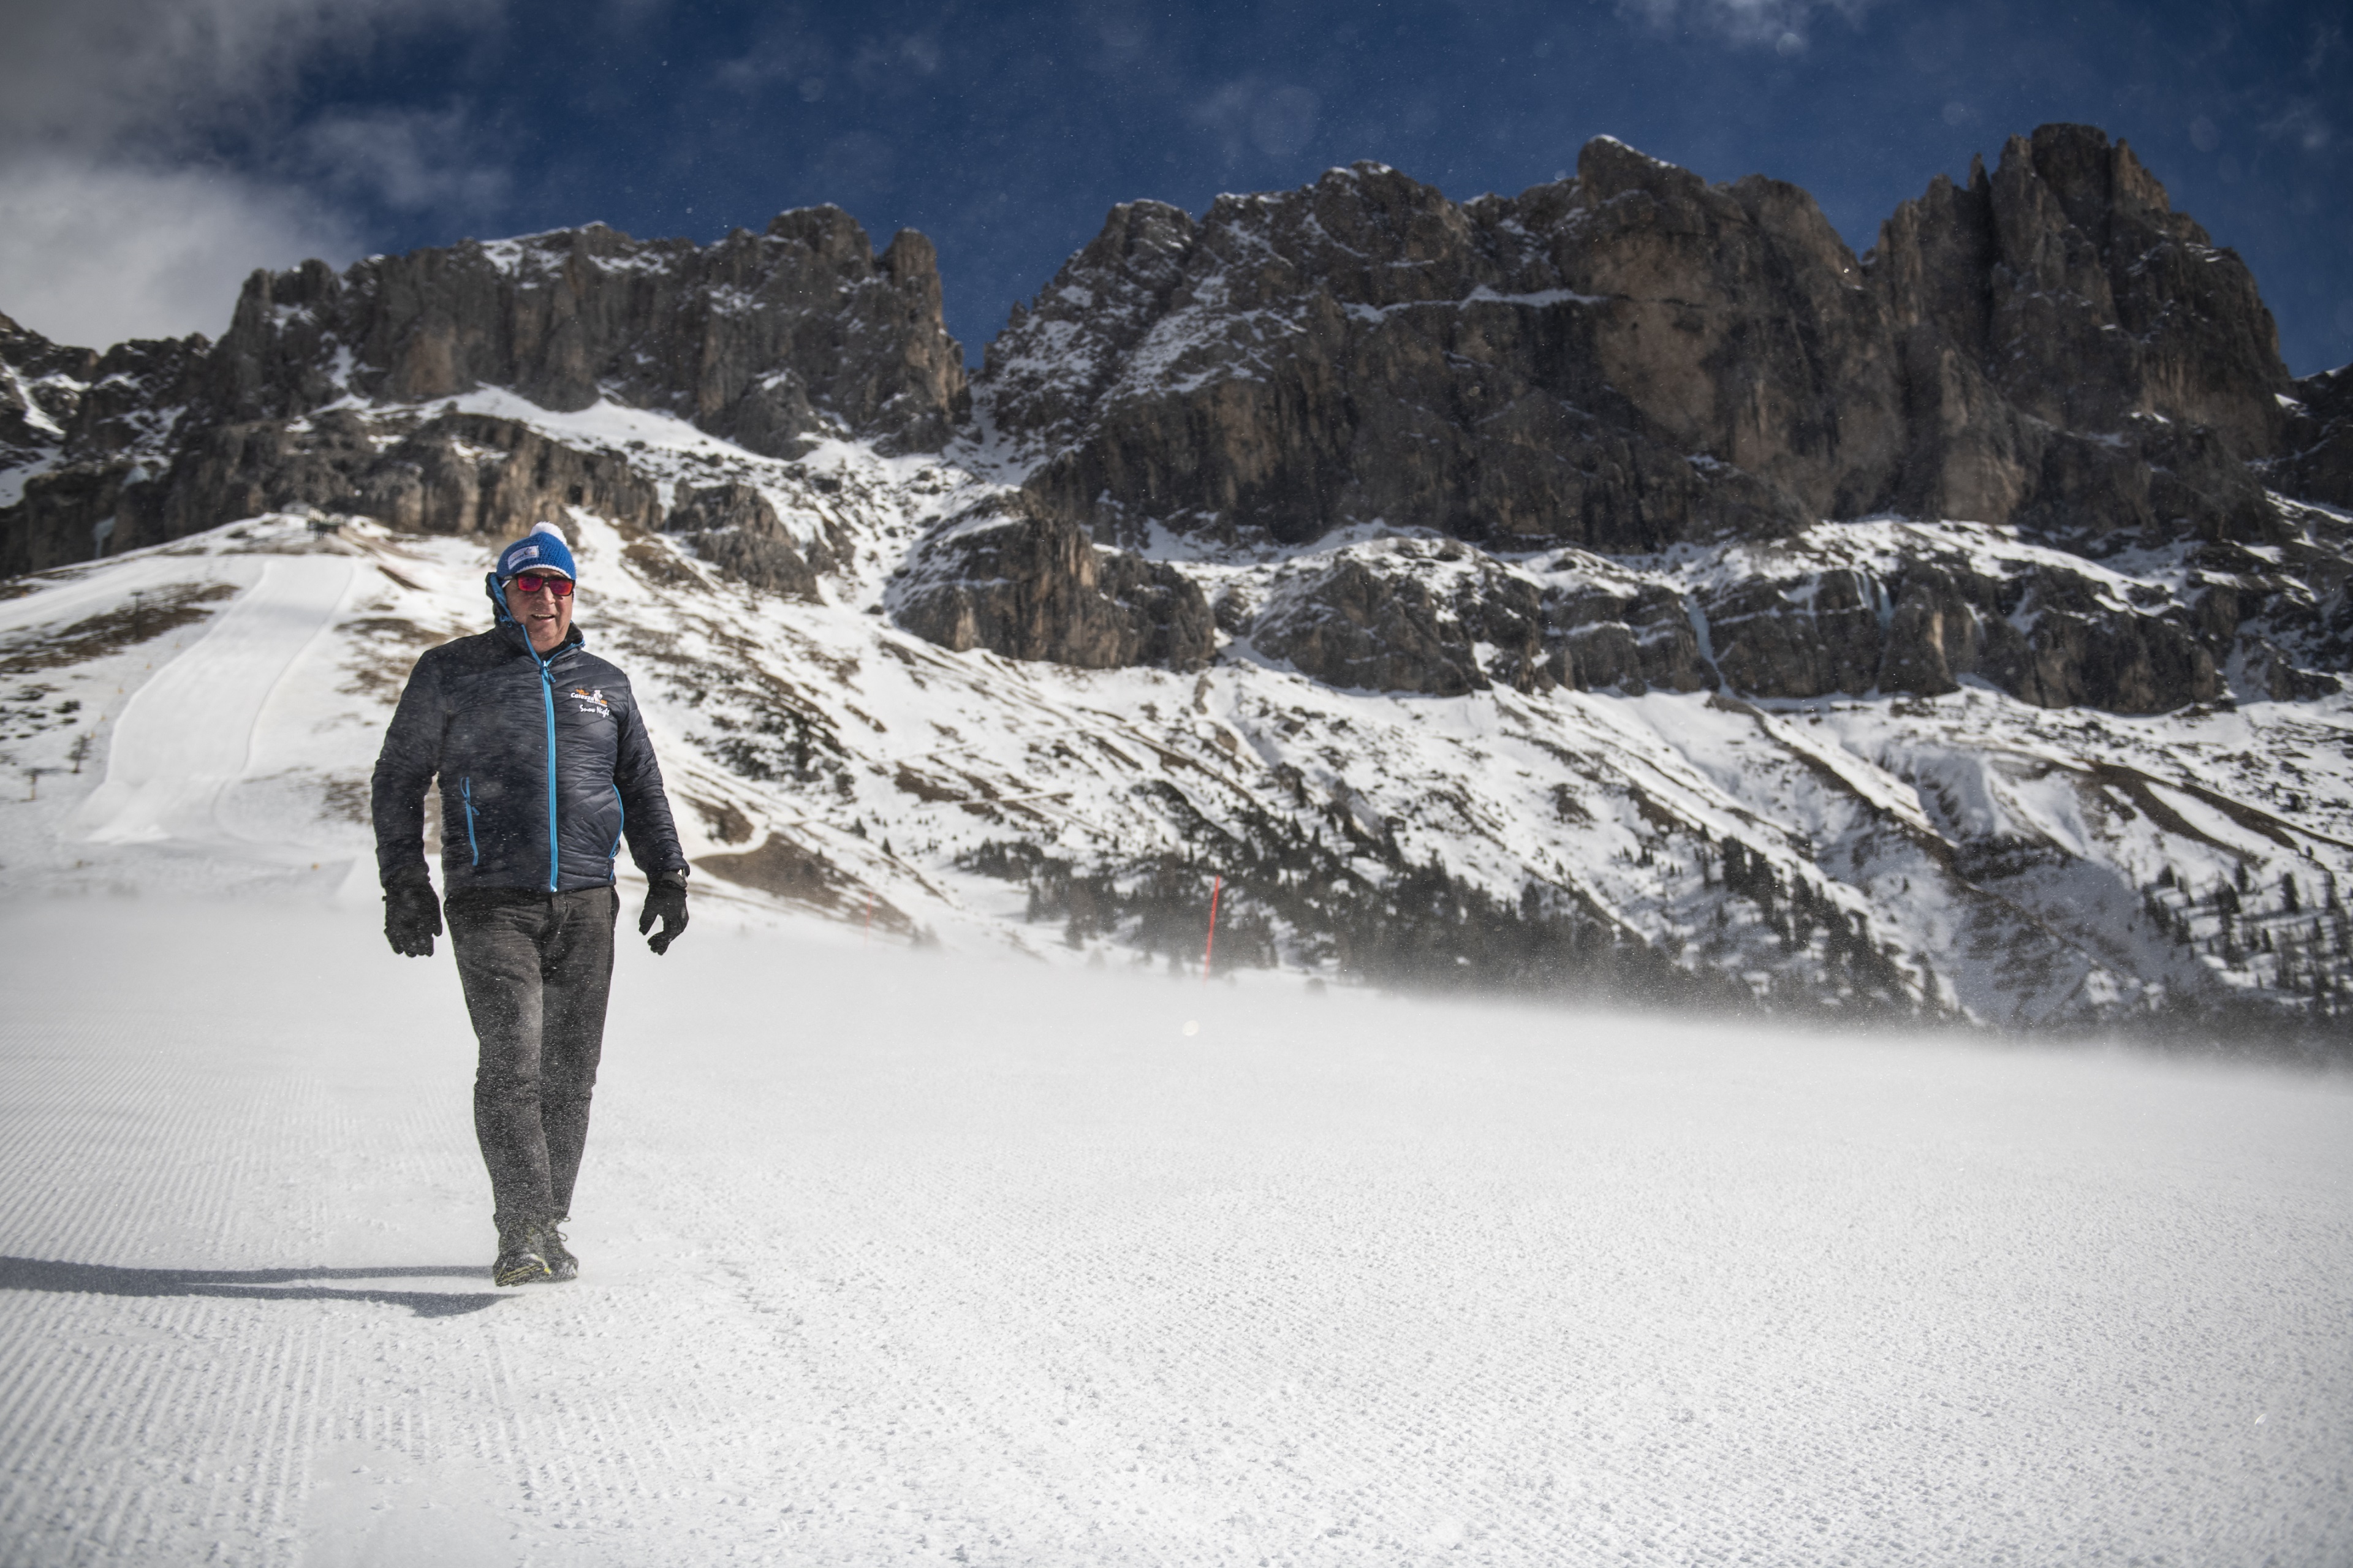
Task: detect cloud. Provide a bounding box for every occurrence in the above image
[0,0,482,153]
[847,31,945,92]
[1075,0,1151,66]
[2306,23,2344,78]
[716,14,829,93]
[1191,79,1322,164]
[1616,0,1879,53]
[2260,99,2332,153]
[301,106,511,214]
[0,153,357,349]
[722,21,940,101]
[0,0,501,349]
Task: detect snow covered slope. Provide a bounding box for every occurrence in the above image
[3,395,2351,1034]
[72,557,359,852]
[1,898,2347,1566]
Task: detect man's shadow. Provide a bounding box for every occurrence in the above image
[1,1256,507,1318]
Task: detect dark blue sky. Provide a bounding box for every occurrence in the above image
[4,0,2347,374]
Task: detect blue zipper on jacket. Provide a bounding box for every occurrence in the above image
[529,638,559,893]
[461,777,480,866]
[609,783,625,862]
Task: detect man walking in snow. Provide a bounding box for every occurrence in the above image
[371,521,691,1287]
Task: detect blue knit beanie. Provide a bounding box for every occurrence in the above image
[495,521,577,584]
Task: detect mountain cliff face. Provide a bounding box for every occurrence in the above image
[6,125,2351,1036]
[2,313,208,570]
[2273,363,2353,509]
[968,124,2338,715]
[199,210,967,450]
[984,126,2288,551]
[0,209,966,577]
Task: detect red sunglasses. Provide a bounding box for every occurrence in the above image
[509,573,575,597]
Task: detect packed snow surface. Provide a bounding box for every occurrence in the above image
[72,558,357,850]
[2,898,2349,1566]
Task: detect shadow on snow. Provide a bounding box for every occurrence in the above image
[0,1256,507,1318]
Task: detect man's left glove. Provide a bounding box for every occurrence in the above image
[639,873,689,955]
[384,885,442,958]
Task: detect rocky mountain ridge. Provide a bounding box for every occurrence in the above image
[1,208,964,578]
[983,127,2305,544]
[6,123,2353,1034]
[952,124,2347,718]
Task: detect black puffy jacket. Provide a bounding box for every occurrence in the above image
[372,615,688,895]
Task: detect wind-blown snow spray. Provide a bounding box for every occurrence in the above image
[1202,874,1222,981]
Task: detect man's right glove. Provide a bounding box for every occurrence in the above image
[384,885,442,958]
[639,873,689,955]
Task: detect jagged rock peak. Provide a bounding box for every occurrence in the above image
[664,481,827,599]
[889,494,1213,672]
[205,208,968,456]
[982,137,1901,551]
[1873,123,2290,477]
[980,124,2298,557]
[2272,363,2353,508]
[1,312,208,475]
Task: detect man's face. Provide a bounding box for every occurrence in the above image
[504,571,575,653]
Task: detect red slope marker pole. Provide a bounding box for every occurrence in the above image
[1202,874,1222,982]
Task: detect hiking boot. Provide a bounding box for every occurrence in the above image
[492,1218,551,1287]
[541,1219,579,1282]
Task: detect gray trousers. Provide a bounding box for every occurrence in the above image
[447,887,618,1229]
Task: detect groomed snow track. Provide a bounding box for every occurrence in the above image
[2,900,2348,1566]
[72,557,357,854]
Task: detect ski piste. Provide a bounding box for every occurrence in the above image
[2,894,2348,1565]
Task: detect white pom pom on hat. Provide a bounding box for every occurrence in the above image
[494,519,579,583]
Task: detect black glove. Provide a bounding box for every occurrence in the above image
[639,873,689,955]
[384,885,442,958]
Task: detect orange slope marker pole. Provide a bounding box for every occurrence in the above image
[1202,875,1222,982]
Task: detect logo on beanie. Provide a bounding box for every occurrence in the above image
[498,523,575,584]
